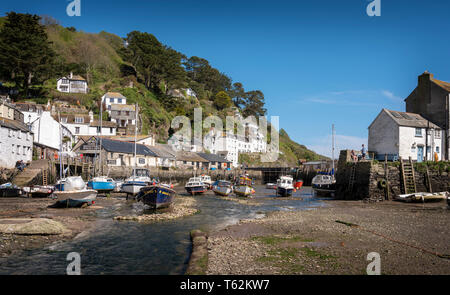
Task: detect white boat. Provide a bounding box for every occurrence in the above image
[200,175,212,189]
[395,192,449,203]
[276,176,294,197]
[212,180,233,196]
[185,177,208,195]
[234,175,254,197]
[121,168,152,196]
[51,176,97,205]
[312,174,336,195]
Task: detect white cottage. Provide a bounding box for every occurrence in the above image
[368,109,442,162]
[0,118,33,168]
[30,111,74,152]
[56,72,88,94]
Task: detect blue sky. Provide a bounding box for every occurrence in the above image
[3,0,450,156]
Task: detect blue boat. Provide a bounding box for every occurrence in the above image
[136,185,176,209]
[87,176,116,193]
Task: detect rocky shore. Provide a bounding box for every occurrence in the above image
[114,196,198,222]
[207,200,450,275]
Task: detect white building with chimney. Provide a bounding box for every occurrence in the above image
[56,72,88,94]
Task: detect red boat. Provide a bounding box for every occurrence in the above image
[294,180,303,189]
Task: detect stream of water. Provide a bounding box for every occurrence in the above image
[0,186,327,275]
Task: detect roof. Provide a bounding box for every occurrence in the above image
[110,104,135,111]
[106,135,153,142]
[176,151,209,162]
[100,138,156,156]
[383,109,441,129]
[89,120,117,128]
[147,145,176,159]
[431,78,450,92]
[104,92,126,99]
[0,118,32,133]
[58,75,86,81]
[54,114,91,124]
[197,152,231,163]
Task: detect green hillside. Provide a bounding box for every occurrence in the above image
[0,12,324,165]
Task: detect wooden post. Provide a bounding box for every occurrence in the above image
[425,165,433,193]
[384,154,390,200]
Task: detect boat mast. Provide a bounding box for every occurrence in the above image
[133,102,138,177]
[99,98,103,176]
[331,124,335,179]
[58,112,63,180]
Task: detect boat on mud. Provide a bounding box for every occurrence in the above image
[294,179,304,189]
[276,175,295,197]
[136,184,176,209]
[87,176,116,194]
[0,183,22,197]
[22,185,54,198]
[312,174,336,196]
[50,176,97,208]
[212,180,233,196]
[122,168,152,196]
[234,175,255,197]
[185,177,208,195]
[266,183,277,189]
[200,175,212,189]
[395,192,449,203]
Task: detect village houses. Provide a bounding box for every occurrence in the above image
[56,72,88,94]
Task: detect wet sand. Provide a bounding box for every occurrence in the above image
[207,200,450,275]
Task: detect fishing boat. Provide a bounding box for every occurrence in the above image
[395,192,449,203]
[22,185,54,198]
[312,174,336,195]
[294,179,304,189]
[200,175,212,189]
[87,176,116,193]
[276,175,295,197]
[266,183,277,189]
[0,183,21,198]
[234,175,254,197]
[136,183,176,209]
[50,176,97,207]
[212,180,233,196]
[121,168,152,196]
[185,177,208,195]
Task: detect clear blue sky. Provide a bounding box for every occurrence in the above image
[3,0,450,156]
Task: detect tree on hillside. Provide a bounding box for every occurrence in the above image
[242,90,267,117]
[230,82,246,108]
[0,12,55,96]
[214,91,232,110]
[184,56,231,94]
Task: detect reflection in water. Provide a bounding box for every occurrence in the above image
[0,186,325,275]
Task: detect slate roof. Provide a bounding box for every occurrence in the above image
[197,152,231,163]
[147,145,176,159]
[100,138,157,156]
[89,120,117,128]
[176,151,209,162]
[431,78,450,92]
[110,104,135,111]
[0,118,32,133]
[104,92,126,99]
[383,109,441,129]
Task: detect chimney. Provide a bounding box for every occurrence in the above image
[70,72,73,79]
[89,111,94,123]
[419,70,434,84]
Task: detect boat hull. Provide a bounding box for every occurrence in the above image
[22,186,54,198]
[185,186,207,195]
[213,186,233,196]
[277,187,294,197]
[121,181,148,195]
[137,186,176,209]
[52,189,98,202]
[0,188,22,198]
[87,181,116,193]
[294,181,303,189]
[234,185,253,197]
[266,183,277,189]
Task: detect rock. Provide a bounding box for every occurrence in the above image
[0,218,70,235]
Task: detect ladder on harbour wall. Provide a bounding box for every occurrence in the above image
[348,164,356,193]
[400,157,416,194]
[42,169,48,186]
[81,163,91,181]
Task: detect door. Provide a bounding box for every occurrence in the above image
[417,146,424,163]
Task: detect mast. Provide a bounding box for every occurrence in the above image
[99,98,103,176]
[58,112,63,180]
[133,102,138,177]
[331,124,335,178]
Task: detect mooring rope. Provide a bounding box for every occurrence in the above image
[335,220,450,260]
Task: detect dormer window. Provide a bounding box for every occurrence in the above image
[75,117,84,123]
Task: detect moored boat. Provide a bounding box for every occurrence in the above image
[294,179,304,189]
[0,183,22,198]
[22,185,54,198]
[200,175,212,189]
[185,177,207,195]
[212,180,233,196]
[136,184,176,209]
[50,176,97,207]
[121,168,152,196]
[312,174,336,196]
[266,183,277,189]
[87,176,116,193]
[234,175,254,197]
[395,192,449,203]
[276,175,294,197]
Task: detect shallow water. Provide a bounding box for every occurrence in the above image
[0,186,326,275]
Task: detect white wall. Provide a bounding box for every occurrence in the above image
[368,111,399,155]
[31,111,73,151]
[0,126,33,168]
[102,94,127,113]
[399,126,442,161]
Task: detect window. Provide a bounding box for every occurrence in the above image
[23,147,26,155]
[75,127,80,134]
[118,98,122,103]
[436,146,440,153]
[17,131,21,139]
[110,98,114,103]
[75,117,84,123]
[426,146,431,154]
[11,144,14,153]
[61,79,69,84]
[108,105,111,110]
[110,127,113,134]
[61,117,67,123]
[138,158,145,164]
[126,111,130,116]
[8,129,12,137]
[415,128,422,137]
[97,126,101,134]
[17,145,20,154]
[435,130,441,138]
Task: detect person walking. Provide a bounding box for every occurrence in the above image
[361,144,367,161]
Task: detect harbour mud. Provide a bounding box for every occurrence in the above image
[207,200,450,275]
